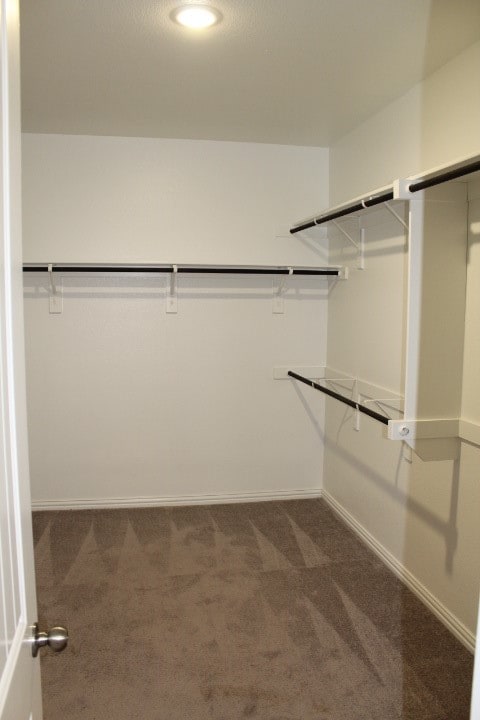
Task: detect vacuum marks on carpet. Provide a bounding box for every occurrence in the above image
[33,499,473,719]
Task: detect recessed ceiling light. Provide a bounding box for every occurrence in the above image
[171,4,222,29]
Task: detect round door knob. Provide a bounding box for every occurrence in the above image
[32,623,69,657]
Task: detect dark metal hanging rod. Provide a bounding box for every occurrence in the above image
[290,156,480,235]
[408,158,480,193]
[22,264,339,277]
[290,189,394,234]
[288,371,389,426]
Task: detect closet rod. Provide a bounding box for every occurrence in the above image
[409,158,480,193]
[22,264,339,277]
[289,190,394,234]
[288,371,389,426]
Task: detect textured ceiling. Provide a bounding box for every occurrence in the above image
[20,0,480,146]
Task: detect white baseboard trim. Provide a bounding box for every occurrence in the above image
[31,487,322,512]
[321,489,476,654]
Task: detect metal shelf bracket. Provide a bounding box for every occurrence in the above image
[47,264,62,314]
[166,264,178,314]
[331,220,364,270]
[273,267,293,314]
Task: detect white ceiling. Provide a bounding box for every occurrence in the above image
[20,0,480,146]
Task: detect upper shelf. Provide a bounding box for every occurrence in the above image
[290,153,480,235]
[407,152,480,192]
[290,186,395,234]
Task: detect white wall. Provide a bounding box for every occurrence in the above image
[324,40,480,643]
[22,134,328,266]
[22,134,330,506]
[463,179,480,429]
[330,41,480,205]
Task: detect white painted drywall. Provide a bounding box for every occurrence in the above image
[324,41,480,640]
[22,135,330,505]
[463,180,480,428]
[330,41,480,205]
[22,134,328,266]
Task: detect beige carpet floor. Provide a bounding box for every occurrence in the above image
[33,499,473,719]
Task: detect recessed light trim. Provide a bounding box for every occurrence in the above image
[172,5,222,29]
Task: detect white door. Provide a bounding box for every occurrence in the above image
[471,603,480,719]
[0,0,42,718]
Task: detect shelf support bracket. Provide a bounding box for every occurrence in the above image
[273,267,293,314]
[47,264,63,314]
[166,264,178,314]
[384,201,409,230]
[332,220,364,270]
[331,220,359,249]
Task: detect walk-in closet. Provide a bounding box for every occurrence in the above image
[1,2,479,719]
